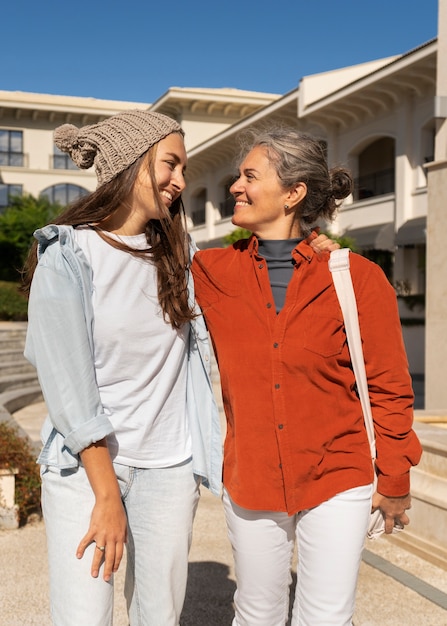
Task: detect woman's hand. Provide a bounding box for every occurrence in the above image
[310,233,340,253]
[372,492,412,534]
[77,439,128,581]
[76,494,128,581]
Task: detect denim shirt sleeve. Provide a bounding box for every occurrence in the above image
[186,238,223,496]
[24,228,114,455]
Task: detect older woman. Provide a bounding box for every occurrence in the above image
[192,126,422,625]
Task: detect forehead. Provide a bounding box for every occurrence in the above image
[242,146,270,168]
[241,145,274,171]
[157,133,187,162]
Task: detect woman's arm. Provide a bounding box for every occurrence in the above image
[76,440,128,580]
[25,251,114,451]
[26,241,125,576]
[352,256,422,526]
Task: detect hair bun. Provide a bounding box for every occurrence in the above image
[330,167,353,200]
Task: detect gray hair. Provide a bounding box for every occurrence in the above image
[235,125,353,236]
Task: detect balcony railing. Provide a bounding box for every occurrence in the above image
[52,153,79,170]
[353,168,395,201]
[0,151,24,167]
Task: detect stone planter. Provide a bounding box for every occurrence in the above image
[0,468,19,529]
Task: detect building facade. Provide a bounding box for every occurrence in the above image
[0,38,441,404]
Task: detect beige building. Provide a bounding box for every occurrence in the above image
[0,34,444,410]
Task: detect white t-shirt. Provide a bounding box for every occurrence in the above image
[73,227,191,468]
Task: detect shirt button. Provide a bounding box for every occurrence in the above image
[273,342,279,348]
[275,384,280,389]
[258,263,264,269]
[278,424,284,430]
[266,302,272,309]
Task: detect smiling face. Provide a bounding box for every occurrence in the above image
[132,132,187,223]
[230,145,306,239]
[106,132,187,235]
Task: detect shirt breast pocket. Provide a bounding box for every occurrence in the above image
[302,312,345,358]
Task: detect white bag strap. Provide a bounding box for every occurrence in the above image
[329,249,376,460]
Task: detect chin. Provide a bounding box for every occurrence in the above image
[232,216,247,229]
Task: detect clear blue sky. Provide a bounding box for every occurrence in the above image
[3,0,439,104]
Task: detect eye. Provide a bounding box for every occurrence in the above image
[165,160,176,170]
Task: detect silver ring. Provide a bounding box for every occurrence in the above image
[96,545,105,552]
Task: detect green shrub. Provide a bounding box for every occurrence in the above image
[0,421,41,525]
[0,281,28,321]
[223,228,252,247]
[0,193,61,280]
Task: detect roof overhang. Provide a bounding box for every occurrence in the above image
[185,90,300,179]
[298,39,437,130]
[396,217,427,246]
[345,222,395,251]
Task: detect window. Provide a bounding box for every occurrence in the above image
[191,189,206,226]
[0,184,23,211]
[0,130,24,166]
[219,178,235,218]
[40,184,89,206]
[354,137,395,200]
[53,145,79,170]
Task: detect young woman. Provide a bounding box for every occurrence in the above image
[191,126,422,625]
[22,110,222,626]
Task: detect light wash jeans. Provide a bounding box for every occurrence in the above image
[223,484,372,626]
[41,458,200,626]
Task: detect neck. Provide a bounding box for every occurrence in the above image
[254,223,301,240]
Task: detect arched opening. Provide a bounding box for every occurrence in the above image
[354,137,395,200]
[40,183,89,206]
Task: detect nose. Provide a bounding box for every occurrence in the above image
[172,169,186,192]
[229,176,241,195]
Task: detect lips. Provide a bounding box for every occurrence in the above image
[161,190,174,203]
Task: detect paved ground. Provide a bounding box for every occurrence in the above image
[1,401,447,625]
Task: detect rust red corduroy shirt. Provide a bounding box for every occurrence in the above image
[192,234,422,515]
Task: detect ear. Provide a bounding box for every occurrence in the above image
[285,182,307,209]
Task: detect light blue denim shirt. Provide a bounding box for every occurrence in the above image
[24,225,222,496]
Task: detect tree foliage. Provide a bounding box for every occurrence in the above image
[0,194,61,280]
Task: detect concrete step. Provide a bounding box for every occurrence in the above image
[0,337,26,350]
[0,349,28,363]
[0,323,27,340]
[0,373,39,393]
[0,361,36,377]
[0,385,43,415]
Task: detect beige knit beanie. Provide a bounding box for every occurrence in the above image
[53,110,183,186]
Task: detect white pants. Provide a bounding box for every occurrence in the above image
[42,459,200,626]
[223,484,372,626]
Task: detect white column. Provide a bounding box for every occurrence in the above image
[425,0,447,410]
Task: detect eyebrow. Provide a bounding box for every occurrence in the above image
[166,151,187,171]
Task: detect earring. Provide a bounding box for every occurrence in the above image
[284,204,289,210]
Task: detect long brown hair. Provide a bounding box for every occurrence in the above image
[22,134,194,329]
